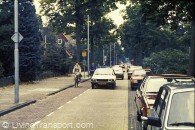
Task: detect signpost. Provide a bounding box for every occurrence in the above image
[82,51,87,78]
[11,0,23,103]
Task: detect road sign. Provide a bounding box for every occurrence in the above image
[11,32,23,43]
[82,51,87,57]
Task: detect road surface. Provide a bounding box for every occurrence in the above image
[30,80,128,130]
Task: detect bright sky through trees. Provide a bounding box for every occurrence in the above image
[34,1,127,27]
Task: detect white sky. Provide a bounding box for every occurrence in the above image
[34,1,127,27]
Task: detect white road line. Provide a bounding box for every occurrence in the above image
[78,94,82,97]
[67,101,71,104]
[58,106,63,110]
[31,121,40,128]
[47,112,54,117]
[73,97,78,100]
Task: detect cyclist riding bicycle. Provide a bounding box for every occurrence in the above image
[72,62,82,87]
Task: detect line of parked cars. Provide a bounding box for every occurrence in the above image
[127,65,195,130]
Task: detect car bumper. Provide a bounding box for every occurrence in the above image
[91,81,115,86]
[115,74,124,78]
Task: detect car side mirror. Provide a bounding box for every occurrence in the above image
[141,116,162,127]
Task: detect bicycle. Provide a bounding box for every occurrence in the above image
[74,74,81,88]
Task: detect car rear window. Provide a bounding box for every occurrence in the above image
[168,91,195,127]
[145,78,174,93]
[94,69,113,75]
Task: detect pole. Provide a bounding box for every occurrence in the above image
[14,0,19,103]
[114,42,115,65]
[87,15,90,76]
[110,44,111,66]
[103,47,104,65]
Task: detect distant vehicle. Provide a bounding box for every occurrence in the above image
[127,65,142,79]
[130,69,146,90]
[135,74,194,122]
[112,65,124,80]
[91,68,116,89]
[144,68,153,75]
[141,82,195,130]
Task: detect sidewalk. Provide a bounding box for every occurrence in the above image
[0,72,90,116]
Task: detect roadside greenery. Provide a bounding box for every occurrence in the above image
[118,1,193,75]
[143,49,189,74]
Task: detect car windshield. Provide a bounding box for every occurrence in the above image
[132,70,146,76]
[94,69,113,75]
[168,91,195,127]
[145,78,174,93]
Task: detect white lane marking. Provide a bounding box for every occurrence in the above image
[31,121,40,128]
[73,97,78,100]
[58,106,63,110]
[78,93,82,97]
[47,112,54,117]
[67,101,71,104]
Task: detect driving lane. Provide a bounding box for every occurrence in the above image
[30,80,128,130]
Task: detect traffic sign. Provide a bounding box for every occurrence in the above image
[11,32,23,43]
[82,51,87,57]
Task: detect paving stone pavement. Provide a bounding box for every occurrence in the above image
[0,72,89,115]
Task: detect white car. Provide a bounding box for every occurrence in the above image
[91,68,116,89]
[112,65,124,80]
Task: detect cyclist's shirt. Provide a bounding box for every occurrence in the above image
[73,65,81,75]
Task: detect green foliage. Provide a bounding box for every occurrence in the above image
[0,0,41,81]
[39,0,126,62]
[143,49,189,74]
[18,0,41,81]
[0,0,14,76]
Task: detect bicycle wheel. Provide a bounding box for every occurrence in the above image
[75,76,78,87]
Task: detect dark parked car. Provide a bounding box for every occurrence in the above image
[141,82,195,130]
[135,74,194,122]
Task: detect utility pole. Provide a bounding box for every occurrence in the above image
[14,0,19,103]
[87,15,90,76]
[12,0,20,103]
[110,44,112,66]
[114,42,115,65]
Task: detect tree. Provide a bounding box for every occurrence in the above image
[143,49,189,74]
[132,0,194,76]
[39,0,126,62]
[17,0,42,81]
[0,0,14,76]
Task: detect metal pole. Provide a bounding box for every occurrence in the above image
[14,0,19,103]
[114,42,115,65]
[87,15,90,76]
[103,47,104,65]
[110,44,111,66]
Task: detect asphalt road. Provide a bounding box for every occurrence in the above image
[29,80,129,130]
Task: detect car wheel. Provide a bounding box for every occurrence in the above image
[111,84,115,89]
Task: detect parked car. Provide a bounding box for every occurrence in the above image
[144,68,153,75]
[127,65,142,79]
[112,65,124,80]
[135,74,194,122]
[130,69,146,90]
[91,68,116,89]
[141,82,195,130]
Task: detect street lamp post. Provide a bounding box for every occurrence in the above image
[87,15,90,76]
[14,0,19,103]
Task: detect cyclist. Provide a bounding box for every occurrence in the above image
[73,62,82,87]
[89,62,96,76]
